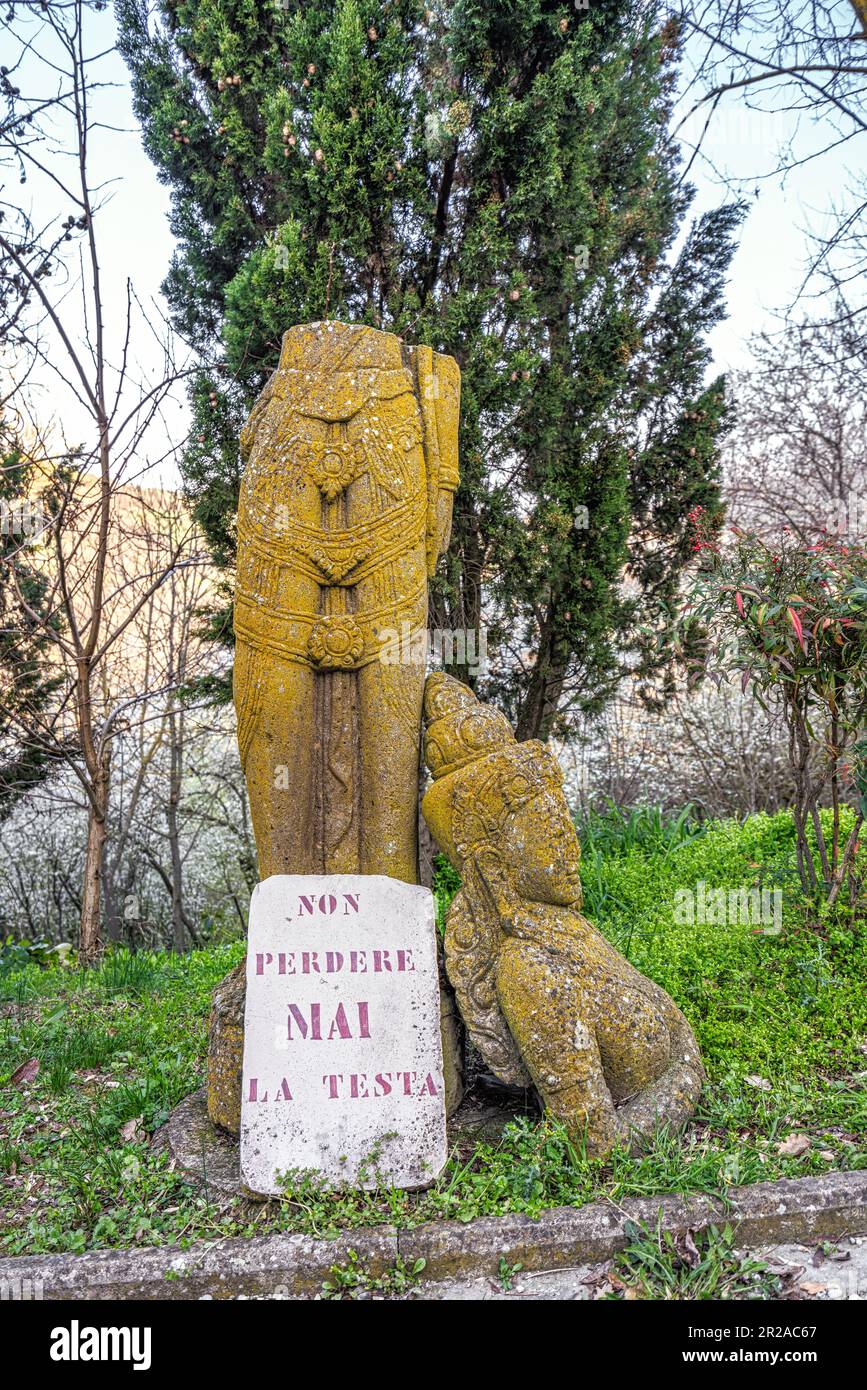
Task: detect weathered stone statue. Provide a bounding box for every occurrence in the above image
[207,321,461,1134]
[421,674,705,1158]
[234,320,460,883]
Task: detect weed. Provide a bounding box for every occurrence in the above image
[497,1256,524,1291]
[611,1221,783,1300]
[320,1250,427,1300]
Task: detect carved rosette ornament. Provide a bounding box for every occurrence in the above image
[421,673,705,1160]
[306,615,365,669]
[299,438,368,501]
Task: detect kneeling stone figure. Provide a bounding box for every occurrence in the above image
[421,674,704,1158]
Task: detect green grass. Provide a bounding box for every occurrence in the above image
[0,809,865,1259]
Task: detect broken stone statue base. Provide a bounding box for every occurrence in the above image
[207,958,465,1137]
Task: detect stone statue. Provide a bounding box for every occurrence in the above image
[234,320,460,883]
[207,321,461,1134]
[421,674,705,1159]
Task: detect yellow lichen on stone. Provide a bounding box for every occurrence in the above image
[421,673,705,1159]
[207,960,245,1135]
[233,320,460,884]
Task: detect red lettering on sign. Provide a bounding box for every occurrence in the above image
[319,1071,441,1101]
[287,1001,371,1042]
[287,1002,322,1040]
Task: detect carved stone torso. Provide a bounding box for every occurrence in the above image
[235,323,458,678]
[236,361,429,672]
[230,322,460,881]
[207,323,463,1136]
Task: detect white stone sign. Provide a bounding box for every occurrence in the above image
[240,874,447,1194]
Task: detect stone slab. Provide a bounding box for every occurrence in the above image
[240,874,447,1194]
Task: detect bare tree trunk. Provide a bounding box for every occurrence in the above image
[79,747,110,965]
[167,702,186,951]
[103,858,122,944]
[0,6,195,966]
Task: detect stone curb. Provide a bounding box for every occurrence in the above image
[1,1170,865,1299]
[398,1170,867,1281]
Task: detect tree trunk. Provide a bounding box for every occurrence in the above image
[515,617,567,742]
[167,704,186,952]
[102,862,123,945]
[430,489,483,689]
[79,752,111,965]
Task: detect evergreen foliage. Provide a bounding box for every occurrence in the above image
[116,0,742,734]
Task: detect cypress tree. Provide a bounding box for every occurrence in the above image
[117,0,741,736]
[0,423,65,816]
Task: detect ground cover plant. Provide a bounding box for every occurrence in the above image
[0,807,864,1260]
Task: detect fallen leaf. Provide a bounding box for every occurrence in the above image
[814,1246,850,1264]
[744,1075,772,1091]
[120,1116,145,1144]
[9,1058,39,1088]
[676,1228,701,1269]
[777,1133,811,1158]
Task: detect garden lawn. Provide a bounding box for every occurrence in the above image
[0,809,865,1257]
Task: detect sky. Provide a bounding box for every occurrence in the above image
[678,86,857,371]
[4,4,859,487]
